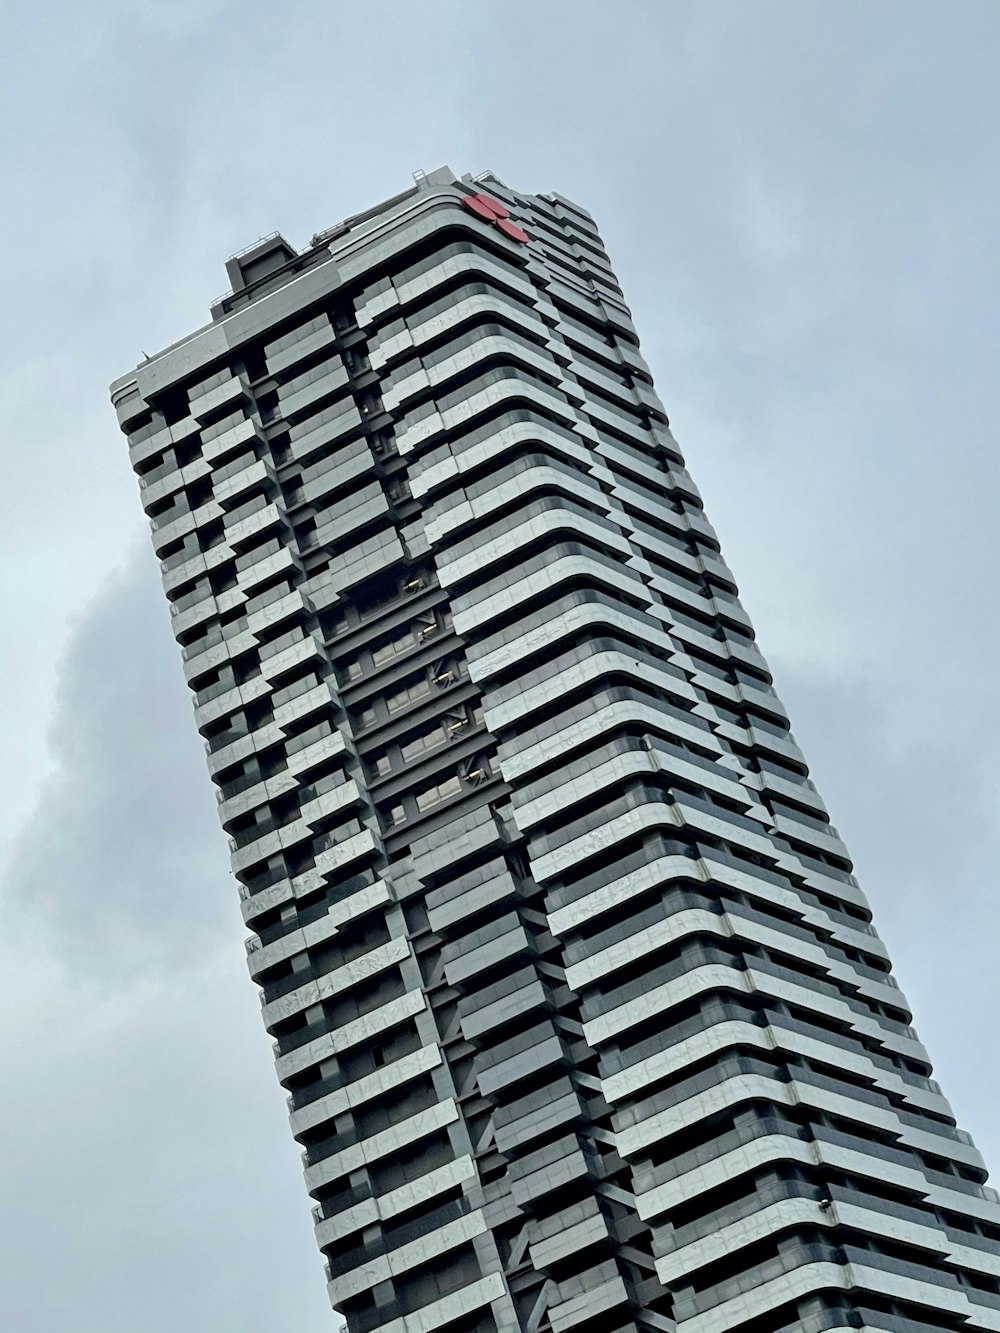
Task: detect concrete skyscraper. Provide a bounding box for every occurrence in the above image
[112,168,1000,1333]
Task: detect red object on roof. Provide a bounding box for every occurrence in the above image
[495,218,529,244]
[463,195,498,221]
[461,192,527,242]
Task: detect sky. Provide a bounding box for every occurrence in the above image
[1,1,999,1329]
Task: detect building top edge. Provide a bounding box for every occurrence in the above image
[109,167,595,409]
[111,167,475,392]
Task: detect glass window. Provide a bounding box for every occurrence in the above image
[190,367,234,396]
[386,675,431,714]
[265,313,331,358]
[401,727,444,764]
[355,703,377,730]
[415,774,462,813]
[372,628,415,667]
[201,408,244,443]
[272,672,321,708]
[286,720,333,755]
[279,354,346,393]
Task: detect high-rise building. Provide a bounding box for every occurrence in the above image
[111,167,1000,1333]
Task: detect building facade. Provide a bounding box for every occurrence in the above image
[112,168,1000,1333]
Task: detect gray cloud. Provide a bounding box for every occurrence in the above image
[0,558,332,1333]
[3,1,1000,1328]
[0,938,329,1333]
[3,553,229,978]
[776,668,1000,1172]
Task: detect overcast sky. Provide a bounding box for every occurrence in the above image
[2,2,1000,1330]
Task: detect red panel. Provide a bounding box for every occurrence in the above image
[463,195,496,221]
[477,194,509,219]
[495,218,529,244]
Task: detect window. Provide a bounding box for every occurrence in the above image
[260,626,304,661]
[272,672,321,709]
[265,313,331,358]
[369,609,448,667]
[286,720,333,755]
[214,448,259,483]
[401,728,444,764]
[226,489,271,526]
[279,354,345,393]
[245,579,294,617]
[415,774,462,813]
[372,628,415,668]
[354,702,377,730]
[386,675,432,714]
[191,366,234,396]
[201,408,244,443]
[357,575,398,618]
[235,535,281,571]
